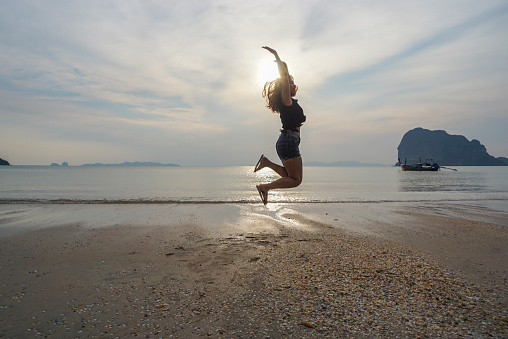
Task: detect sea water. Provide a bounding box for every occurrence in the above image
[1,166,508,209]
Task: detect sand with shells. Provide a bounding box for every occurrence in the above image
[0,202,506,337]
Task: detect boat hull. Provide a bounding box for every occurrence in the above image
[401,165,439,171]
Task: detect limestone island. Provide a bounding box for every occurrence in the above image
[398,128,506,166]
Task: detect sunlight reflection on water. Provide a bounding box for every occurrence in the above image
[1,166,507,206]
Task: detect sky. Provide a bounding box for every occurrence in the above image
[1,0,507,166]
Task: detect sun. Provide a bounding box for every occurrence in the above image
[257,59,280,84]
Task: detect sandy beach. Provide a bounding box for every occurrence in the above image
[0,202,507,338]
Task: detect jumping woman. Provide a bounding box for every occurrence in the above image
[254,46,306,205]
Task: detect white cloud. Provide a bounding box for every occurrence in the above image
[1,0,508,165]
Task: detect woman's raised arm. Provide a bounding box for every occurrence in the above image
[262,46,292,106]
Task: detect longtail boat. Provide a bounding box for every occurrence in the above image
[398,158,440,171]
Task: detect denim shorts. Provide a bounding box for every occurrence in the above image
[276,130,301,162]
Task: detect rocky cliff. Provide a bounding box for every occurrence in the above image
[0,157,10,165]
[397,128,506,166]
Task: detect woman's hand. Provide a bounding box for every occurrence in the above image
[263,46,288,75]
[262,46,279,59]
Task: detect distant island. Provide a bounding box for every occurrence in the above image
[305,161,388,167]
[0,157,10,166]
[81,161,180,167]
[398,127,506,166]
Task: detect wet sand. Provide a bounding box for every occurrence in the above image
[0,202,506,337]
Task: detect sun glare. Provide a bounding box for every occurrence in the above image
[257,59,280,84]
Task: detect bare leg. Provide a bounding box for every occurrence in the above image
[257,157,303,203]
[256,156,288,178]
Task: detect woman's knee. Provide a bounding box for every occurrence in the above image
[283,158,303,187]
[290,176,302,187]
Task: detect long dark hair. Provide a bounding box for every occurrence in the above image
[262,75,295,113]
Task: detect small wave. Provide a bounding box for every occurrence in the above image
[0,198,253,205]
[1,197,507,205]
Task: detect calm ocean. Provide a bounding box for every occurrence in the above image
[1,166,508,208]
